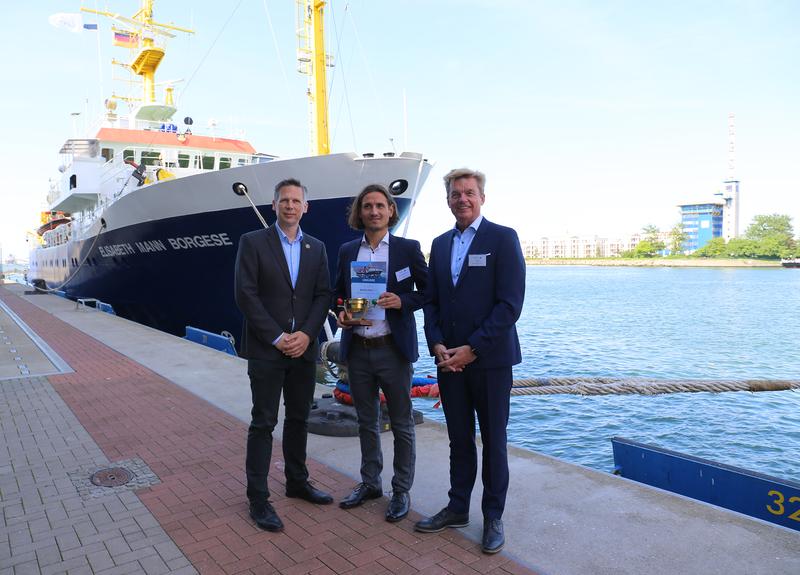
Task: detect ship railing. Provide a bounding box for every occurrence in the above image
[107,144,257,173]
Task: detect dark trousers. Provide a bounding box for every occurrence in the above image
[438,366,513,520]
[246,356,316,503]
[347,342,415,493]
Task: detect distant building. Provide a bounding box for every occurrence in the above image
[716,180,740,241]
[521,231,673,258]
[678,201,724,252]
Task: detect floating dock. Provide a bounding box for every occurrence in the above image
[1,283,798,574]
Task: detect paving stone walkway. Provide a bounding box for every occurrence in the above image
[0,287,536,575]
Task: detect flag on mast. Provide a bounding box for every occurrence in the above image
[113,30,139,47]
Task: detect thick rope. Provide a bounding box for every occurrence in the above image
[510,377,800,396]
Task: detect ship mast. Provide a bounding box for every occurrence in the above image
[81,0,193,114]
[297,1,333,155]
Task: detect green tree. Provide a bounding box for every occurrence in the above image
[727,238,758,258]
[669,222,687,254]
[739,214,796,259]
[642,224,665,253]
[630,240,658,258]
[692,237,727,258]
[745,214,795,246]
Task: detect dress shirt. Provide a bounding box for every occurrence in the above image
[450,215,483,285]
[272,224,304,345]
[276,224,304,288]
[354,232,391,338]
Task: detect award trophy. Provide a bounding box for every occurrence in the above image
[337,297,376,326]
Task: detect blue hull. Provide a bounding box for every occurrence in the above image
[39,197,412,349]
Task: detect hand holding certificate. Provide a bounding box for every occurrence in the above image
[339,261,388,326]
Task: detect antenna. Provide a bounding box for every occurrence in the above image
[727,112,736,180]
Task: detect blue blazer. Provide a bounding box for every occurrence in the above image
[424,218,525,369]
[334,234,428,363]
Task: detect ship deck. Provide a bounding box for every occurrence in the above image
[1,282,798,575]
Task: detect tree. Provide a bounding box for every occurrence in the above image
[669,222,687,255]
[630,240,658,258]
[727,238,758,258]
[692,237,727,258]
[745,214,795,246]
[641,224,665,253]
[739,214,796,259]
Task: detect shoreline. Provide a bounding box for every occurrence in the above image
[525,258,782,267]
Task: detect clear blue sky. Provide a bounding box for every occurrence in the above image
[2,0,799,261]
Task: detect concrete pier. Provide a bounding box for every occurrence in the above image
[2,283,798,574]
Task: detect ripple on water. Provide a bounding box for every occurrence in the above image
[406,268,800,481]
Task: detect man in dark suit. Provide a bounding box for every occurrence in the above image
[415,168,525,554]
[334,184,427,522]
[234,178,333,532]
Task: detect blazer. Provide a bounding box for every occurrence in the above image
[334,234,428,364]
[234,225,331,361]
[424,218,525,369]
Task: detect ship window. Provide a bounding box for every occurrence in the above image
[123,149,134,162]
[237,157,248,166]
[219,157,231,169]
[70,174,77,189]
[178,153,190,168]
[141,151,161,166]
[202,155,215,170]
[101,148,114,162]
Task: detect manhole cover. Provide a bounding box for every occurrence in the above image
[90,467,133,487]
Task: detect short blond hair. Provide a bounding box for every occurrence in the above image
[443,168,486,196]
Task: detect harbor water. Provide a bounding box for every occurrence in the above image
[409,266,800,482]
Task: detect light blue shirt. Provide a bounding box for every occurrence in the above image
[273,224,304,345]
[450,215,483,285]
[276,224,304,289]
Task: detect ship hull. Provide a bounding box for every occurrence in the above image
[30,153,431,347]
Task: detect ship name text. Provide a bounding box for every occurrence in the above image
[97,233,234,258]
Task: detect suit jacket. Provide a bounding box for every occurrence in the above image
[234,225,331,361]
[424,218,525,369]
[334,234,428,364]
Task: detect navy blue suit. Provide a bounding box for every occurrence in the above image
[335,235,427,364]
[334,234,427,493]
[424,218,525,520]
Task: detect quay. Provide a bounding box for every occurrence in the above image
[1,283,798,575]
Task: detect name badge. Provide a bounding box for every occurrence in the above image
[468,254,488,267]
[395,266,411,281]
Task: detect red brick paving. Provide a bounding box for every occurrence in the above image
[1,287,538,574]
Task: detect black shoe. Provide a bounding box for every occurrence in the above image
[339,483,383,509]
[285,482,333,505]
[414,507,469,533]
[482,518,505,554]
[249,501,284,532]
[385,492,410,523]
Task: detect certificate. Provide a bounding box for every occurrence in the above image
[350,261,387,320]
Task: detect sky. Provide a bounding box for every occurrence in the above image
[1,0,799,262]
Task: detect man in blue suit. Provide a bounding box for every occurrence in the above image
[334,184,427,522]
[415,168,525,554]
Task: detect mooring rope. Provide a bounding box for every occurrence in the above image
[510,377,800,396]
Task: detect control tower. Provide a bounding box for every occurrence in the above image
[715,114,740,241]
